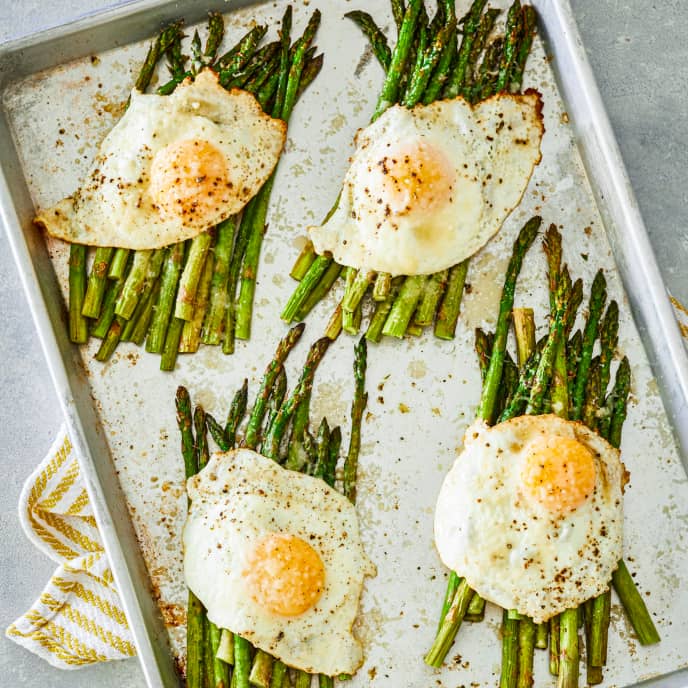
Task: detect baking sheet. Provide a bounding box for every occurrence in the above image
[2,0,688,686]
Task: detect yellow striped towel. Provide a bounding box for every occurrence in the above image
[5,425,136,669]
[671,295,688,340]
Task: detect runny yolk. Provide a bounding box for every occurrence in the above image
[149,138,230,222]
[373,140,455,217]
[242,533,325,617]
[521,435,596,514]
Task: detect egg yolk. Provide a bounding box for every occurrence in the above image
[149,138,230,222]
[372,140,455,217]
[243,533,325,617]
[521,434,596,514]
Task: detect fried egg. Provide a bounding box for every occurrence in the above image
[434,414,626,623]
[35,69,286,249]
[309,91,543,276]
[183,448,375,676]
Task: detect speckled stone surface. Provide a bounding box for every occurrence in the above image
[0,2,686,687]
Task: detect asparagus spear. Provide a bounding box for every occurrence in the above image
[442,0,488,98]
[344,10,392,71]
[180,251,215,353]
[373,0,424,117]
[68,244,88,343]
[290,242,316,281]
[343,338,368,503]
[226,379,249,449]
[512,308,535,368]
[366,277,404,343]
[427,217,540,668]
[244,324,305,449]
[115,249,153,320]
[175,232,214,321]
[425,579,475,668]
[108,248,130,280]
[494,0,524,93]
[434,260,469,340]
[517,618,535,688]
[121,249,166,341]
[91,268,129,339]
[571,270,607,420]
[147,242,186,353]
[82,246,114,318]
[262,338,331,460]
[478,217,541,421]
[295,261,343,321]
[508,5,537,94]
[281,254,333,322]
[499,611,519,688]
[202,217,236,345]
[175,387,206,688]
[381,275,428,338]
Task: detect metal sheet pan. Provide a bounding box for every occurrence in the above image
[1,0,687,686]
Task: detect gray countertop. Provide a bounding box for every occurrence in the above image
[1,2,686,687]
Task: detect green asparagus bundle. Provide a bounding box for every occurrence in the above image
[425,221,660,686]
[69,8,324,370]
[282,0,538,343]
[175,325,368,688]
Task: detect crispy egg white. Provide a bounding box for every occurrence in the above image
[434,415,626,623]
[36,70,286,249]
[309,91,543,276]
[183,448,375,676]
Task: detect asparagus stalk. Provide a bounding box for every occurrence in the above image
[91,269,129,339]
[571,270,607,420]
[290,242,316,280]
[344,10,392,71]
[443,0,488,98]
[175,387,205,688]
[414,269,448,327]
[512,308,535,368]
[115,249,153,320]
[108,248,130,280]
[68,244,89,343]
[82,246,114,318]
[494,0,524,93]
[498,611,520,688]
[129,279,161,346]
[121,249,166,341]
[202,217,236,345]
[175,232,214,321]
[343,338,368,503]
[508,5,537,94]
[478,217,541,422]
[244,324,305,449]
[433,260,469,340]
[160,316,184,371]
[147,242,186,354]
[425,579,475,668]
[517,618,535,688]
[366,277,404,343]
[180,251,215,353]
[262,338,331,460]
[226,380,249,449]
[281,254,333,322]
[549,615,560,675]
[295,261,343,321]
[94,315,125,362]
[381,275,427,338]
[373,0,424,118]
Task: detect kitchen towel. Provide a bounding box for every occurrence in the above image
[6,426,136,668]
